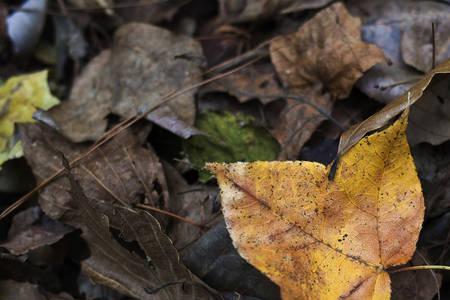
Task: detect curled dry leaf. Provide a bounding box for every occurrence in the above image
[207,112,424,299]
[269,2,385,159]
[51,23,204,142]
[219,0,333,23]
[338,60,450,155]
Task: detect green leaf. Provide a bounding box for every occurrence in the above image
[0,71,59,166]
[184,112,279,182]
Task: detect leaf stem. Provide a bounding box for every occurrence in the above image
[390,265,450,273]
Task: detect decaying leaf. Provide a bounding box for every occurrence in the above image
[184,111,279,182]
[65,162,215,300]
[207,112,424,299]
[219,0,333,23]
[0,71,59,166]
[20,124,168,224]
[51,23,205,142]
[338,60,450,155]
[269,2,385,159]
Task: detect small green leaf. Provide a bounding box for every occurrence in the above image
[0,71,59,166]
[184,112,279,182]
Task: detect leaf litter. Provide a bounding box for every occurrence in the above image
[1,1,450,300]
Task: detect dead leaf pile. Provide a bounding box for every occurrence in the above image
[2,1,450,299]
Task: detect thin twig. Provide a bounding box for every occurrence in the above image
[390,265,450,273]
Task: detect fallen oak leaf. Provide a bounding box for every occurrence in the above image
[207,111,424,299]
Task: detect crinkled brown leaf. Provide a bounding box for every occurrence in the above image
[339,60,450,155]
[20,124,168,224]
[219,0,333,23]
[269,2,385,159]
[51,23,204,142]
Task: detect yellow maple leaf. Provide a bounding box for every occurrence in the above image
[0,71,59,166]
[207,112,424,299]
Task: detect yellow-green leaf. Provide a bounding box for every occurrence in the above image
[207,111,424,299]
[0,71,59,166]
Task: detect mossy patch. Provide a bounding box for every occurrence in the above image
[184,111,279,182]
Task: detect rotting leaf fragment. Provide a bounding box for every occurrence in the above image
[207,111,424,299]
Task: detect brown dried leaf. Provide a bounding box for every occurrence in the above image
[20,124,168,224]
[65,166,215,300]
[219,0,333,23]
[51,23,204,142]
[269,2,385,159]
